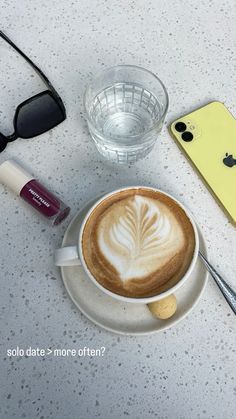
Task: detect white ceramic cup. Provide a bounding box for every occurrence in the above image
[55,187,199,304]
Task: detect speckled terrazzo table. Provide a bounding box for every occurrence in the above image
[1,1,236,418]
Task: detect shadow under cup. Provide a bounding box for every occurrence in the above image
[79,187,199,304]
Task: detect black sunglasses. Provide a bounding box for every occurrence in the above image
[0,31,66,152]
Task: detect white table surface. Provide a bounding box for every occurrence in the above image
[1,1,235,418]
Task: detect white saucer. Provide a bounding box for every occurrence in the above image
[60,198,208,335]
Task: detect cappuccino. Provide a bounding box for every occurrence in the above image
[82,188,195,298]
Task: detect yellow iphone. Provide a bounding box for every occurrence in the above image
[169,101,236,224]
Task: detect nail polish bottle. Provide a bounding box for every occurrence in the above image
[0,160,70,225]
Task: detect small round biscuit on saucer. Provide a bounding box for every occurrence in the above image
[148,295,177,319]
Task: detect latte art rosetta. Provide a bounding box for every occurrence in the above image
[98,195,185,281]
[82,188,196,298]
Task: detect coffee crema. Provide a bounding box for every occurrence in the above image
[82,189,195,298]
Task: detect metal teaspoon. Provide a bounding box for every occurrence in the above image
[199,252,236,315]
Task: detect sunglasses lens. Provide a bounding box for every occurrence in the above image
[15,92,65,138]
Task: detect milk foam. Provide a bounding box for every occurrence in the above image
[97,195,185,281]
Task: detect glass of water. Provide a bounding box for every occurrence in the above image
[84,65,168,164]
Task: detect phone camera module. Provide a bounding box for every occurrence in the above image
[181,131,193,142]
[175,122,186,132]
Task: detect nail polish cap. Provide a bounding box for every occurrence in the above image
[0,160,33,195]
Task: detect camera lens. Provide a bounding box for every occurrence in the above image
[175,122,186,132]
[181,131,193,142]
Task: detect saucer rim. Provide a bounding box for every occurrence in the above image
[60,195,208,335]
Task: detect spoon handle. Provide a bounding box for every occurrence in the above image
[199,252,236,315]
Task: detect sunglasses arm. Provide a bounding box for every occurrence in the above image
[0,31,65,114]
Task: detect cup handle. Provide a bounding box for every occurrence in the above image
[54,246,82,266]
